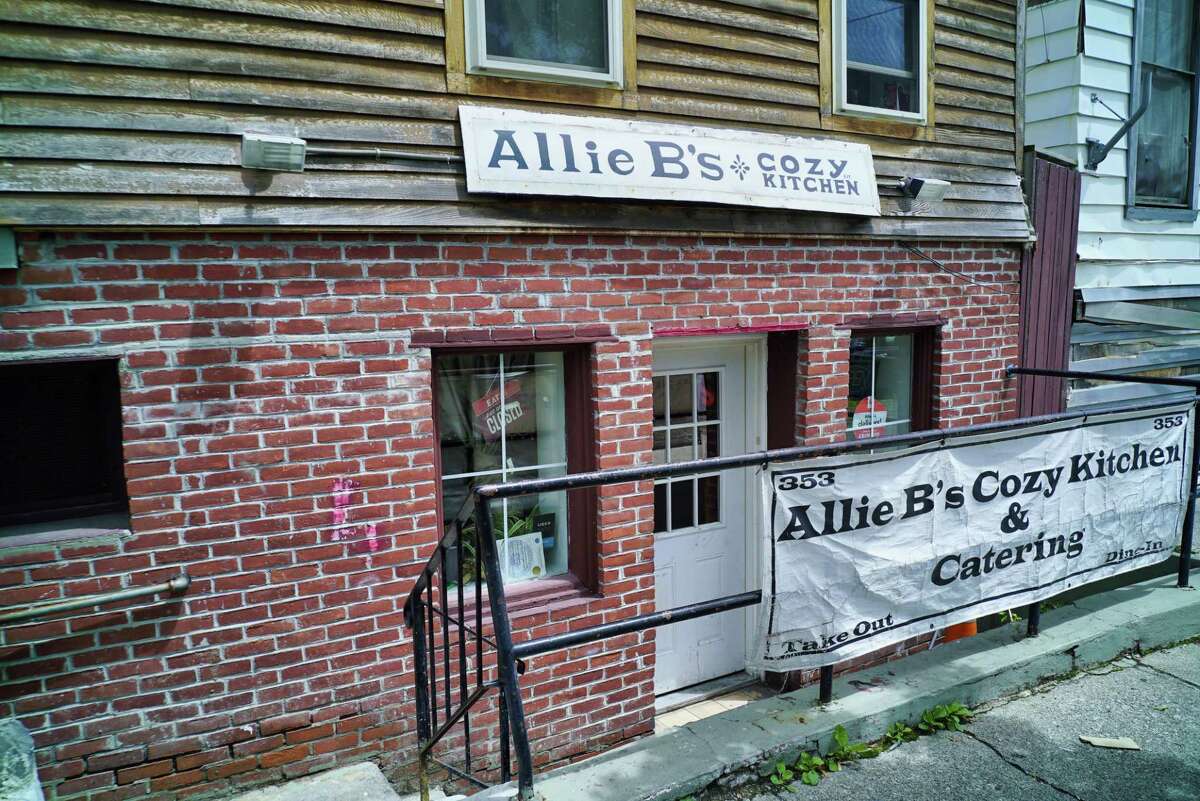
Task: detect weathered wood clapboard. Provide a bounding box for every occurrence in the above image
[0,0,1031,238]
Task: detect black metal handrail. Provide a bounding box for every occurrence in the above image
[405,367,1200,800]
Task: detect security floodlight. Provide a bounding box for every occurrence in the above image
[241,133,306,172]
[899,177,950,204]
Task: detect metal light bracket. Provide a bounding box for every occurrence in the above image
[1085,71,1152,171]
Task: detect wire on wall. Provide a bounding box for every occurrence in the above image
[902,244,1010,289]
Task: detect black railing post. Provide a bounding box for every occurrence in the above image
[475,493,535,798]
[1179,394,1200,588]
[1025,602,1041,637]
[818,665,833,704]
[498,691,511,783]
[409,595,433,801]
[456,523,471,774]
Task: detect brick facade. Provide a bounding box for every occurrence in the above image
[0,231,1021,800]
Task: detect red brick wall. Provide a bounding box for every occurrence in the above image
[0,232,1020,800]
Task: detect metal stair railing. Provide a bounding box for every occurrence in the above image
[405,366,1200,801]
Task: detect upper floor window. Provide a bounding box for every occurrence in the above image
[465,0,624,87]
[833,0,928,122]
[1129,0,1199,218]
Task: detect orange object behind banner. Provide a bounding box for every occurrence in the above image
[941,620,978,643]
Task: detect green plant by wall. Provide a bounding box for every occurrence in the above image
[881,721,916,748]
[916,702,973,733]
[758,704,974,792]
[768,760,796,791]
[795,752,825,786]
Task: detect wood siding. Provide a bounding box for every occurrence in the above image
[1024,0,1200,286]
[0,0,1030,238]
[1018,151,1080,416]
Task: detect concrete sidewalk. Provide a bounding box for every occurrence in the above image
[480,574,1200,801]
[709,641,1200,801]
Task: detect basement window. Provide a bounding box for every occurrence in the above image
[465,0,624,87]
[0,359,129,534]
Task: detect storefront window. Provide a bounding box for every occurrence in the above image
[847,333,916,439]
[436,350,570,584]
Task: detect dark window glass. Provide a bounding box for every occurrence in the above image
[1135,0,1196,207]
[845,0,921,113]
[484,0,609,73]
[0,359,128,527]
[847,334,916,440]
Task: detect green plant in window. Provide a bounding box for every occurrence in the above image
[453,504,547,587]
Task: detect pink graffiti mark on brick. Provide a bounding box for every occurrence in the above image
[328,478,383,552]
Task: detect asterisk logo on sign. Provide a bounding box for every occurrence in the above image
[731,155,750,180]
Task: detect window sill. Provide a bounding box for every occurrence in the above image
[819,111,934,142]
[1126,206,1199,223]
[440,573,597,636]
[0,513,131,549]
[450,71,631,110]
[507,574,597,618]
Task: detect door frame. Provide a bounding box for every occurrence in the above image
[651,334,768,685]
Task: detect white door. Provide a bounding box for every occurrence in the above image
[652,339,758,695]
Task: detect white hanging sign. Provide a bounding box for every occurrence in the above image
[752,403,1193,670]
[459,106,880,217]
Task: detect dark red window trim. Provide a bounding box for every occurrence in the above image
[842,314,945,331]
[414,325,615,347]
[655,321,809,338]
[430,343,599,596]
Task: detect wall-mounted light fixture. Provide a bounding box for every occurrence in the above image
[899,176,950,204]
[240,133,307,172]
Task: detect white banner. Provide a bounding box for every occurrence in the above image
[752,403,1194,670]
[459,106,880,216]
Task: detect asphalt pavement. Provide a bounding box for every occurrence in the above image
[719,640,1200,801]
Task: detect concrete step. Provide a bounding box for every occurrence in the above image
[223,762,401,801]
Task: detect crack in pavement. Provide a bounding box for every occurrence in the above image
[962,729,1089,801]
[1137,661,1200,690]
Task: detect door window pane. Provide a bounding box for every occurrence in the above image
[437,350,570,584]
[847,334,916,439]
[844,0,921,114]
[670,479,695,530]
[483,0,609,72]
[652,368,723,532]
[697,475,720,526]
[697,371,720,421]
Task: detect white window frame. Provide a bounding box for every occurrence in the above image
[464,0,624,88]
[832,0,928,123]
